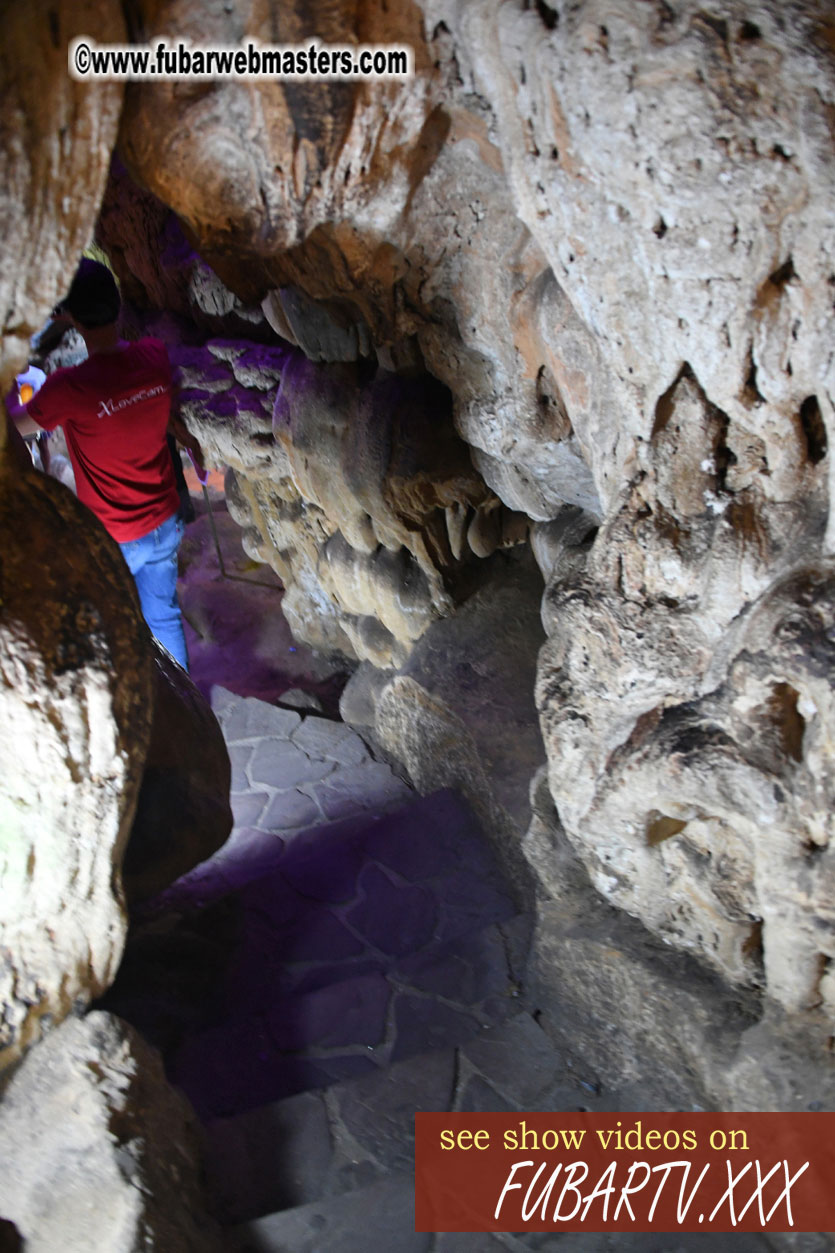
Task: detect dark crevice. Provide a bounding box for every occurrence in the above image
[653,216,668,239]
[739,20,762,41]
[534,0,559,31]
[651,365,687,437]
[712,409,735,494]
[743,345,766,406]
[657,1,676,29]
[767,682,805,764]
[652,364,736,493]
[769,257,797,287]
[741,921,763,964]
[696,12,729,47]
[800,395,827,464]
[121,0,150,43]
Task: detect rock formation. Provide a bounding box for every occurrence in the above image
[0,462,155,1073]
[0,0,124,391]
[0,11,234,1246]
[124,648,234,904]
[0,447,234,1072]
[0,1012,223,1251]
[3,5,835,1230]
[1,0,131,1064]
[105,0,835,1047]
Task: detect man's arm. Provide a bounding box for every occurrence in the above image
[4,386,43,437]
[3,409,35,471]
[167,383,206,476]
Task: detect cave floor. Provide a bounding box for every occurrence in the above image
[177,471,351,715]
[107,481,775,1253]
[103,482,534,1246]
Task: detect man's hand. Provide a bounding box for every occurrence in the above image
[4,385,42,437]
[168,378,208,482]
[167,410,207,479]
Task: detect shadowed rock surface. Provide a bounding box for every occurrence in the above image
[124,646,234,904]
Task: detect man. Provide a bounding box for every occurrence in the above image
[8,258,201,670]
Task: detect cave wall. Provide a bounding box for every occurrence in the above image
[0,0,140,1072]
[0,460,155,1073]
[2,0,834,1113]
[0,0,125,391]
[0,7,238,1236]
[110,0,835,1034]
[0,0,233,1078]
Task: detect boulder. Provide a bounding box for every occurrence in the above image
[0,463,154,1072]
[0,1011,223,1252]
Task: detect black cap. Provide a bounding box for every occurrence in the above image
[60,258,120,329]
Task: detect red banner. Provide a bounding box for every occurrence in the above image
[415,1113,835,1233]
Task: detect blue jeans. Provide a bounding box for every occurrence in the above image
[119,512,189,670]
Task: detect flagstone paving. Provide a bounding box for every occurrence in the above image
[102,689,780,1253]
[105,691,527,1121]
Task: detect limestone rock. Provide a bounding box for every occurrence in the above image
[529,506,599,584]
[117,0,603,525]
[340,666,398,730]
[115,0,835,534]
[265,285,372,362]
[0,0,124,390]
[173,334,526,665]
[280,687,324,712]
[0,1011,223,1252]
[537,362,835,1009]
[396,548,547,833]
[123,644,233,904]
[374,674,531,908]
[526,776,835,1114]
[0,463,154,1072]
[530,883,835,1113]
[423,0,835,513]
[96,158,272,341]
[118,0,434,264]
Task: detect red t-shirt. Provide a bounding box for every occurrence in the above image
[27,338,179,542]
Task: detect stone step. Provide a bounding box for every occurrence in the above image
[221,1169,778,1253]
[103,790,525,1119]
[143,688,416,918]
[204,1006,573,1228]
[166,913,526,1120]
[224,1174,427,1253]
[206,1046,458,1224]
[209,1012,779,1253]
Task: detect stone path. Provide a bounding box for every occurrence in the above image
[101,691,528,1209]
[219,1023,775,1253]
[102,688,780,1253]
[178,484,350,714]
